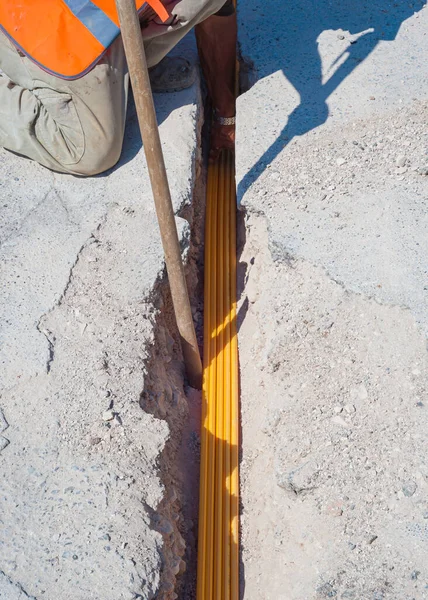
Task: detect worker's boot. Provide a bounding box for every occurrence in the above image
[149,56,197,93]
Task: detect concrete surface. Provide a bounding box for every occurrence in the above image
[0,38,200,600]
[3,2,428,598]
[237,0,428,332]
[236,1,428,598]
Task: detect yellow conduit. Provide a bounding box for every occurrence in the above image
[197,148,239,600]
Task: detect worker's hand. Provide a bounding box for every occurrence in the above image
[209,122,235,162]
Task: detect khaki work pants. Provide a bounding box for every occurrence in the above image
[0,0,225,176]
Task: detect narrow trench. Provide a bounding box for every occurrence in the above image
[140,51,256,600]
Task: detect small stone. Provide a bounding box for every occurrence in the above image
[90,437,102,445]
[337,34,345,40]
[395,166,407,175]
[95,372,109,386]
[102,410,114,421]
[367,534,378,545]
[411,570,420,580]
[336,157,346,166]
[402,481,417,497]
[348,542,357,551]
[358,384,368,400]
[395,154,407,167]
[423,511,428,519]
[344,404,356,414]
[326,501,343,517]
[333,406,343,414]
[0,437,9,453]
[351,384,368,402]
[417,166,428,176]
[331,415,350,428]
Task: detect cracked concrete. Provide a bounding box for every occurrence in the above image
[0,571,36,600]
[35,234,98,374]
[236,1,428,598]
[0,36,201,600]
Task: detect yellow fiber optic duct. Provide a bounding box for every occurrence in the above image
[197,149,239,600]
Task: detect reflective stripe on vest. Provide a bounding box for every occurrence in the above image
[0,0,169,80]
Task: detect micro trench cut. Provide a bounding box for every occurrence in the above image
[196,149,239,600]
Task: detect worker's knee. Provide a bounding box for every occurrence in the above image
[69,134,123,176]
[32,90,123,176]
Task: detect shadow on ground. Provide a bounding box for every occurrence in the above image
[237,0,426,199]
[104,83,200,174]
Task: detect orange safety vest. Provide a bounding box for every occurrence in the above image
[0,0,169,80]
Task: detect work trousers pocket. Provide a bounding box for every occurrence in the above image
[33,89,85,166]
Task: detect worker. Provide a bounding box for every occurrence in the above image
[0,0,236,176]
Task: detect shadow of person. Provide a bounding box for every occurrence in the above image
[101,82,200,175]
[237,0,426,199]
